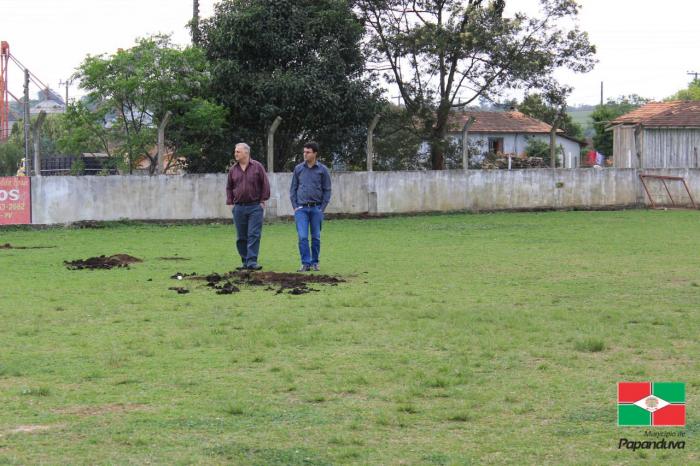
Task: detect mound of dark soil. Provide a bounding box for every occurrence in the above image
[175,269,344,295]
[64,254,143,270]
[168,287,190,294]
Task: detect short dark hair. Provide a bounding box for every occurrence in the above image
[303,141,319,154]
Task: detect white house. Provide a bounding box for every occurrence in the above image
[447,110,586,167]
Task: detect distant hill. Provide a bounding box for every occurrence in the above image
[568,107,595,138]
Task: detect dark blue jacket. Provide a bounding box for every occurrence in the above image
[290,161,332,210]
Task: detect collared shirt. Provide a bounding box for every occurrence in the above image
[290,161,332,210]
[226,159,271,205]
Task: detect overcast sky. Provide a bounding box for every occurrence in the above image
[1,0,698,106]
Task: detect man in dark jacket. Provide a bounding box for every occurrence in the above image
[226,143,270,270]
[290,141,332,272]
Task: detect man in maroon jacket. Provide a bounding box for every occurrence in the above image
[225,143,270,270]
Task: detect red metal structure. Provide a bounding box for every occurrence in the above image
[0,41,54,142]
[0,41,10,140]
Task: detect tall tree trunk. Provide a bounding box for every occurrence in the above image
[430,131,446,170]
[430,106,451,170]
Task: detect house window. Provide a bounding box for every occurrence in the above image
[488,137,504,154]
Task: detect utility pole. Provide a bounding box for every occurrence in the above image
[600,81,604,106]
[687,71,699,83]
[32,111,47,177]
[23,69,30,176]
[191,0,201,45]
[461,116,476,170]
[59,78,71,111]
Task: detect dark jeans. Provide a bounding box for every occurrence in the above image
[232,204,264,266]
[294,206,323,266]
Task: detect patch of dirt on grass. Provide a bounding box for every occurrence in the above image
[175,269,345,295]
[52,403,148,417]
[71,220,106,229]
[3,424,63,436]
[64,254,143,270]
[168,286,190,294]
[0,243,55,250]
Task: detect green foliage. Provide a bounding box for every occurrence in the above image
[0,141,23,176]
[75,34,228,174]
[590,95,648,156]
[55,101,113,156]
[200,0,382,171]
[356,0,596,169]
[524,137,562,166]
[519,94,583,139]
[667,79,700,101]
[168,98,230,173]
[372,106,423,170]
[524,138,550,159]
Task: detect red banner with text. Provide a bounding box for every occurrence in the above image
[0,177,31,225]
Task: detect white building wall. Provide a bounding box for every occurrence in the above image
[448,132,582,167]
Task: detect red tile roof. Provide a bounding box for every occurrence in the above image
[448,111,559,134]
[611,101,700,127]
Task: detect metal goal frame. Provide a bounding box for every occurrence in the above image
[639,174,697,209]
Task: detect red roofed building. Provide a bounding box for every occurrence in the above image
[446,110,586,167]
[609,101,700,168]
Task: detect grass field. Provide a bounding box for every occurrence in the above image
[0,210,698,464]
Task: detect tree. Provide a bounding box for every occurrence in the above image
[590,95,648,157]
[75,35,228,174]
[356,0,596,169]
[0,141,23,176]
[668,79,700,101]
[372,105,425,170]
[519,93,583,139]
[55,101,114,157]
[524,136,561,165]
[200,0,382,171]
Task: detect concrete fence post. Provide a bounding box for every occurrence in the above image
[156,110,172,175]
[267,116,282,173]
[31,111,47,177]
[549,126,557,168]
[462,116,476,170]
[367,114,381,172]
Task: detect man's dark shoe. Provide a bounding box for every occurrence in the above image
[247,263,263,271]
[297,265,310,272]
[235,265,246,271]
[311,264,320,271]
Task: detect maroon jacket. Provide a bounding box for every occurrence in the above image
[226,159,271,205]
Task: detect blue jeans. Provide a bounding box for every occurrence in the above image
[232,204,264,266]
[294,206,323,266]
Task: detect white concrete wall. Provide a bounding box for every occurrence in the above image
[28,168,700,225]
